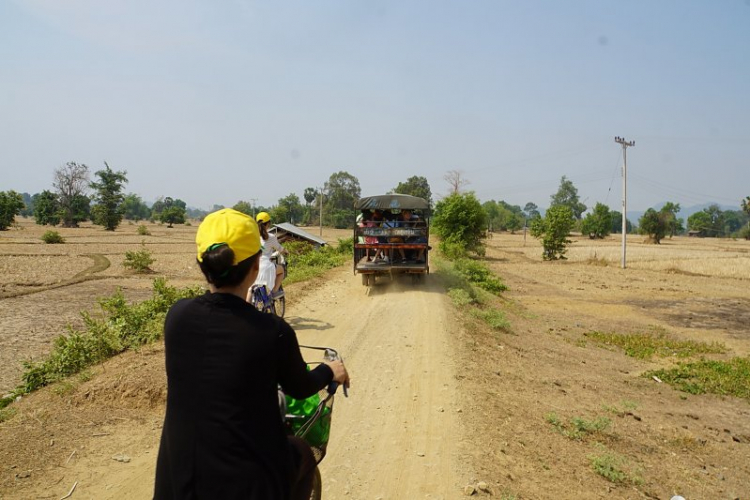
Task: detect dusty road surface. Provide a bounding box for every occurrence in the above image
[0,265,468,499]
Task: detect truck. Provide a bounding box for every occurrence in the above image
[353,194,430,286]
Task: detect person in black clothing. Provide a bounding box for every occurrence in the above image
[154,208,350,500]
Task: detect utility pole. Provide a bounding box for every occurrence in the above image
[249,198,258,217]
[614,136,635,269]
[318,187,324,237]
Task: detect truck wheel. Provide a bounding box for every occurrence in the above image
[361,274,370,286]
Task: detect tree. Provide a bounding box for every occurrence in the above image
[523,202,540,220]
[432,192,487,257]
[158,197,186,227]
[274,193,304,223]
[20,192,34,217]
[530,205,575,260]
[324,171,361,228]
[687,204,725,237]
[660,202,683,237]
[121,194,151,221]
[580,203,613,239]
[742,196,750,218]
[609,210,632,234]
[90,162,128,231]
[233,201,254,216]
[33,190,61,226]
[444,170,469,195]
[392,176,432,205]
[0,190,25,230]
[639,208,671,243]
[687,211,712,237]
[303,187,317,206]
[550,176,586,220]
[54,162,91,227]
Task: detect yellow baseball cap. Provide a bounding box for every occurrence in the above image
[196,208,261,264]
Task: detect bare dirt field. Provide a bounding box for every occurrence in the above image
[0,220,748,499]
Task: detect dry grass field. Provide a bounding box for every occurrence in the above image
[0,217,347,395]
[1,220,749,498]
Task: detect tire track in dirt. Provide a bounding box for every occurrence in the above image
[0,254,111,300]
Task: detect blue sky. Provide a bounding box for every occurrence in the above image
[2,0,748,213]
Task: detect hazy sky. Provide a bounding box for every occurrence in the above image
[2,0,748,212]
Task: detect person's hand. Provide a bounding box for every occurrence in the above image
[324,360,350,390]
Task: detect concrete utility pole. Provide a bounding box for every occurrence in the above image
[318,187,324,237]
[614,136,635,269]
[249,198,258,217]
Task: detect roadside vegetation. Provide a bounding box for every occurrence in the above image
[583,328,750,401]
[545,412,611,441]
[0,278,201,410]
[584,329,726,359]
[285,238,352,284]
[588,444,643,485]
[645,357,750,400]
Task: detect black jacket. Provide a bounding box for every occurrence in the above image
[154,292,333,499]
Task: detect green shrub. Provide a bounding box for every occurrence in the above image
[471,308,510,331]
[453,258,507,294]
[585,330,725,359]
[284,241,350,284]
[41,230,65,244]
[645,357,750,400]
[123,242,155,273]
[20,278,202,394]
[588,445,643,485]
[136,224,151,236]
[545,412,611,440]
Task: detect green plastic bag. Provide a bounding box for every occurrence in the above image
[285,392,331,448]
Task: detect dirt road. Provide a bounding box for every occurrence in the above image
[1,265,467,499]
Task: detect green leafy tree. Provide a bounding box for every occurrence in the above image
[639,208,671,243]
[659,202,683,237]
[688,204,725,237]
[581,203,613,239]
[0,190,25,230]
[742,196,750,218]
[121,194,151,221]
[158,197,187,228]
[33,190,61,226]
[523,202,540,220]
[530,205,575,260]
[20,192,34,217]
[303,187,317,206]
[550,176,587,220]
[232,201,254,216]
[90,162,128,231]
[609,210,633,234]
[433,192,487,257]
[687,211,712,236]
[274,193,304,224]
[392,176,432,205]
[324,171,361,228]
[483,201,500,232]
[54,162,91,227]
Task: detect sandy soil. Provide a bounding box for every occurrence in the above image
[0,267,466,499]
[1,221,749,499]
